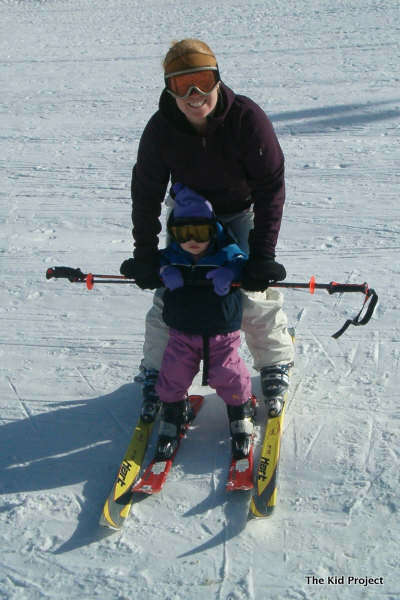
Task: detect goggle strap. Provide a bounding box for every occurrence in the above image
[165,65,219,80]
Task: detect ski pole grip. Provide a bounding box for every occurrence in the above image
[45,266,86,282]
[327,282,369,295]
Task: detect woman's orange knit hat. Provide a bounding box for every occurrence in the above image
[163,39,218,76]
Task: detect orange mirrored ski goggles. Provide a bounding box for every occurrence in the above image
[170,222,215,243]
[165,67,220,99]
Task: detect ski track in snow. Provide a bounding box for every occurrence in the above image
[1,0,400,598]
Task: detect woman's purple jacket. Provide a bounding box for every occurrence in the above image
[131,82,285,260]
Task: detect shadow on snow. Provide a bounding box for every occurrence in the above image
[1,378,265,555]
[270,98,400,135]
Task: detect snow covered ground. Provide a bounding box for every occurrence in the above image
[1,0,399,598]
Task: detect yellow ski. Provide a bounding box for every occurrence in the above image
[99,419,154,529]
[249,328,294,519]
[249,402,286,518]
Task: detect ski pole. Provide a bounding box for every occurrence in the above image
[269,276,378,338]
[45,267,378,338]
[46,266,127,290]
[259,276,377,338]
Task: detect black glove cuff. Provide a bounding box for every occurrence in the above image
[244,256,286,283]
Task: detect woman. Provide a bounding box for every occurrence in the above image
[120,39,294,421]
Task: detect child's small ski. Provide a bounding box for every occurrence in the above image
[132,395,204,495]
[226,446,254,491]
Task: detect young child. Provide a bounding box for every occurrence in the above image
[153,183,255,461]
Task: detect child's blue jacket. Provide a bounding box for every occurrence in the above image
[159,223,247,336]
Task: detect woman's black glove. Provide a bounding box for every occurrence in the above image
[120,256,162,290]
[241,256,286,292]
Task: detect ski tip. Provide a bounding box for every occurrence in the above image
[99,513,122,531]
[248,498,275,519]
[99,498,130,530]
[248,509,274,521]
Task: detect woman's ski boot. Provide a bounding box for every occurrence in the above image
[140,368,161,423]
[227,397,255,459]
[260,362,294,417]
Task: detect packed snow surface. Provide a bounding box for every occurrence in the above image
[1,0,399,598]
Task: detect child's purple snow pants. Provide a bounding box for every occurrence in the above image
[156,329,252,406]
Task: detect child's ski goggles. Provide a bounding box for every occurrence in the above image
[165,67,220,99]
[170,222,216,244]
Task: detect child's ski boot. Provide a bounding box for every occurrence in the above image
[156,398,195,460]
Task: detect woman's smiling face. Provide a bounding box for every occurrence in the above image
[175,85,219,128]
